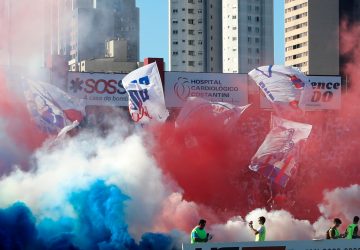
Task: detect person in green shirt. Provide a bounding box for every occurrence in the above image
[249,216,266,241]
[190,219,212,244]
[344,216,359,239]
[326,218,342,239]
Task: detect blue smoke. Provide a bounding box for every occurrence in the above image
[0,181,180,250]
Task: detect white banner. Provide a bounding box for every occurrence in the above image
[122,62,169,123]
[302,76,342,110]
[165,72,248,108]
[260,76,341,110]
[67,72,128,106]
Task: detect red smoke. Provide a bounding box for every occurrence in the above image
[0,71,47,171]
[152,23,360,223]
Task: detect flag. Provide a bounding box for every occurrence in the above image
[175,96,250,128]
[122,62,169,123]
[248,65,312,114]
[24,79,85,134]
[249,116,312,187]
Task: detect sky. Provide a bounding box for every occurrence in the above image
[136,0,285,70]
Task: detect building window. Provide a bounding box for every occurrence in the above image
[172,30,178,34]
[188,61,195,66]
[256,16,260,22]
[189,40,195,45]
[232,15,237,19]
[188,9,194,14]
[172,9,178,13]
[189,29,194,35]
[188,0,194,3]
[188,51,195,56]
[172,51,178,55]
[172,41,178,45]
[248,26,252,32]
[248,16,252,21]
[188,19,194,24]
[172,19,178,24]
[255,38,260,43]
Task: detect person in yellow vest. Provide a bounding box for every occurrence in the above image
[190,219,213,244]
[344,216,359,239]
[326,218,342,239]
[249,216,266,241]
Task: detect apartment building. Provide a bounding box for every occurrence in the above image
[45,0,139,71]
[169,0,222,72]
[284,0,339,75]
[223,0,274,73]
[169,0,273,73]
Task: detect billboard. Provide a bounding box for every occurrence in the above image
[259,76,342,110]
[165,72,248,108]
[67,72,128,106]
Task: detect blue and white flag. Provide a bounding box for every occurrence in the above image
[249,116,312,187]
[248,65,311,112]
[122,62,169,123]
[24,79,85,134]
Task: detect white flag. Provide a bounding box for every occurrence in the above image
[122,62,169,123]
[24,79,85,134]
[248,65,311,112]
[249,116,312,187]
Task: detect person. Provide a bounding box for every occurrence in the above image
[326,218,342,239]
[344,216,359,239]
[190,219,212,244]
[249,216,266,241]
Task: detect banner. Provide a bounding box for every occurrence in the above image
[122,62,169,123]
[24,79,85,134]
[301,76,342,110]
[249,116,312,187]
[259,76,342,110]
[67,72,128,106]
[165,72,248,108]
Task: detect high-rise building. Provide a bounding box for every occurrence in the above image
[222,0,274,73]
[169,0,273,73]
[169,0,223,72]
[45,0,139,71]
[284,0,339,75]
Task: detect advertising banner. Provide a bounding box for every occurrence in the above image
[260,76,341,110]
[165,72,248,108]
[67,72,128,106]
